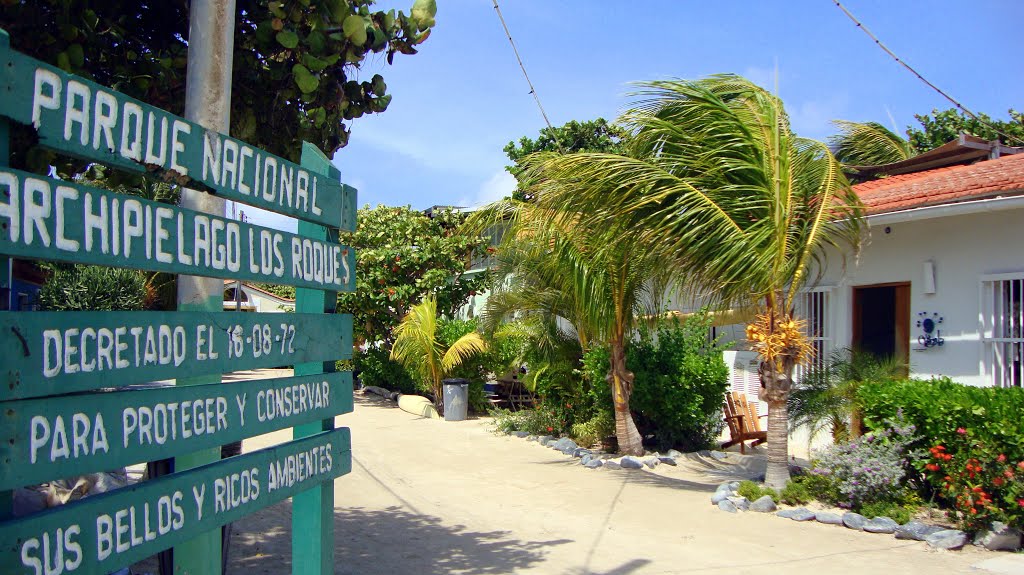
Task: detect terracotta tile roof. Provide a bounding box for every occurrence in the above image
[852,152,1024,215]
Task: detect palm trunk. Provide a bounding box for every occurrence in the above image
[764,399,789,489]
[759,357,794,490]
[849,407,863,439]
[609,341,643,456]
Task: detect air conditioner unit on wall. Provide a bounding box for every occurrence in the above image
[723,350,767,417]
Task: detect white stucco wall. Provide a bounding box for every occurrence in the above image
[814,203,1024,387]
[246,290,294,313]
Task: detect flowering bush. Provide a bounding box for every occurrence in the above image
[921,427,1024,532]
[811,417,920,508]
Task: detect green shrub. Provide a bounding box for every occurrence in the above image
[354,346,417,395]
[859,377,1024,467]
[38,264,147,311]
[628,313,729,451]
[779,479,812,506]
[795,471,843,506]
[490,407,564,436]
[858,497,920,524]
[570,411,615,448]
[737,480,778,503]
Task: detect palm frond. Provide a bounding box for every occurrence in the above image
[829,120,914,166]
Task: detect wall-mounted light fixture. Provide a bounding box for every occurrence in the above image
[923,260,936,294]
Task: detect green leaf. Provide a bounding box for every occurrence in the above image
[410,0,437,30]
[327,0,349,23]
[342,15,367,46]
[371,74,386,96]
[276,30,299,49]
[292,64,320,93]
[307,30,326,53]
[302,54,330,72]
[56,52,71,72]
[67,43,85,68]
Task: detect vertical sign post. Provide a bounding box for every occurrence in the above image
[0,28,9,523]
[174,1,236,573]
[292,142,341,574]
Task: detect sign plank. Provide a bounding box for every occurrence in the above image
[0,311,352,401]
[0,371,353,491]
[0,42,355,231]
[0,428,351,575]
[0,168,356,292]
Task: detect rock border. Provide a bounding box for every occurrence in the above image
[709,481,1021,553]
[502,430,1022,553]
[505,430,692,472]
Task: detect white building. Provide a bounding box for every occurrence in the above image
[803,139,1024,389]
[722,139,1024,453]
[222,280,295,313]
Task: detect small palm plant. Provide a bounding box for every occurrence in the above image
[391,295,487,412]
[788,347,907,443]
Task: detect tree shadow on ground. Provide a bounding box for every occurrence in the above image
[223,500,572,575]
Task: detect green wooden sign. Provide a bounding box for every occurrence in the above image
[0,371,352,491]
[0,43,356,232]
[0,428,351,575]
[0,167,355,293]
[0,311,352,401]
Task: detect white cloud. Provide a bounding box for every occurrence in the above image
[457,170,516,209]
[788,93,850,141]
[743,65,777,91]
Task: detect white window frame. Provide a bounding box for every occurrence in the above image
[794,286,835,382]
[981,272,1024,388]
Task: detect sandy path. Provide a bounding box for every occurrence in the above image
[198,390,1011,575]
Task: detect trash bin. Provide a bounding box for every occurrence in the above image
[442,378,470,421]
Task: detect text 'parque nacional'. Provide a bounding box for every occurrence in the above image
[0,46,355,230]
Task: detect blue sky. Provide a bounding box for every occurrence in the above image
[246,0,1022,231]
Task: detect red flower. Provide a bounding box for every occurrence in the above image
[1018,499,1024,507]
[998,454,1007,463]
[925,463,940,472]
[546,426,553,432]
[1018,461,1024,470]
[395,256,401,262]
[957,427,967,435]
[943,454,952,461]
[1005,470,1015,479]
[993,477,1005,487]
[934,445,946,452]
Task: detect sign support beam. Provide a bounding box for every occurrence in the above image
[175,1,236,573]
[291,142,341,575]
[0,27,10,523]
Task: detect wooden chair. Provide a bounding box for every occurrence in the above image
[722,392,767,454]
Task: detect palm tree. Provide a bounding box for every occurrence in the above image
[468,199,672,455]
[518,75,864,488]
[788,348,908,443]
[829,120,915,167]
[390,295,487,412]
